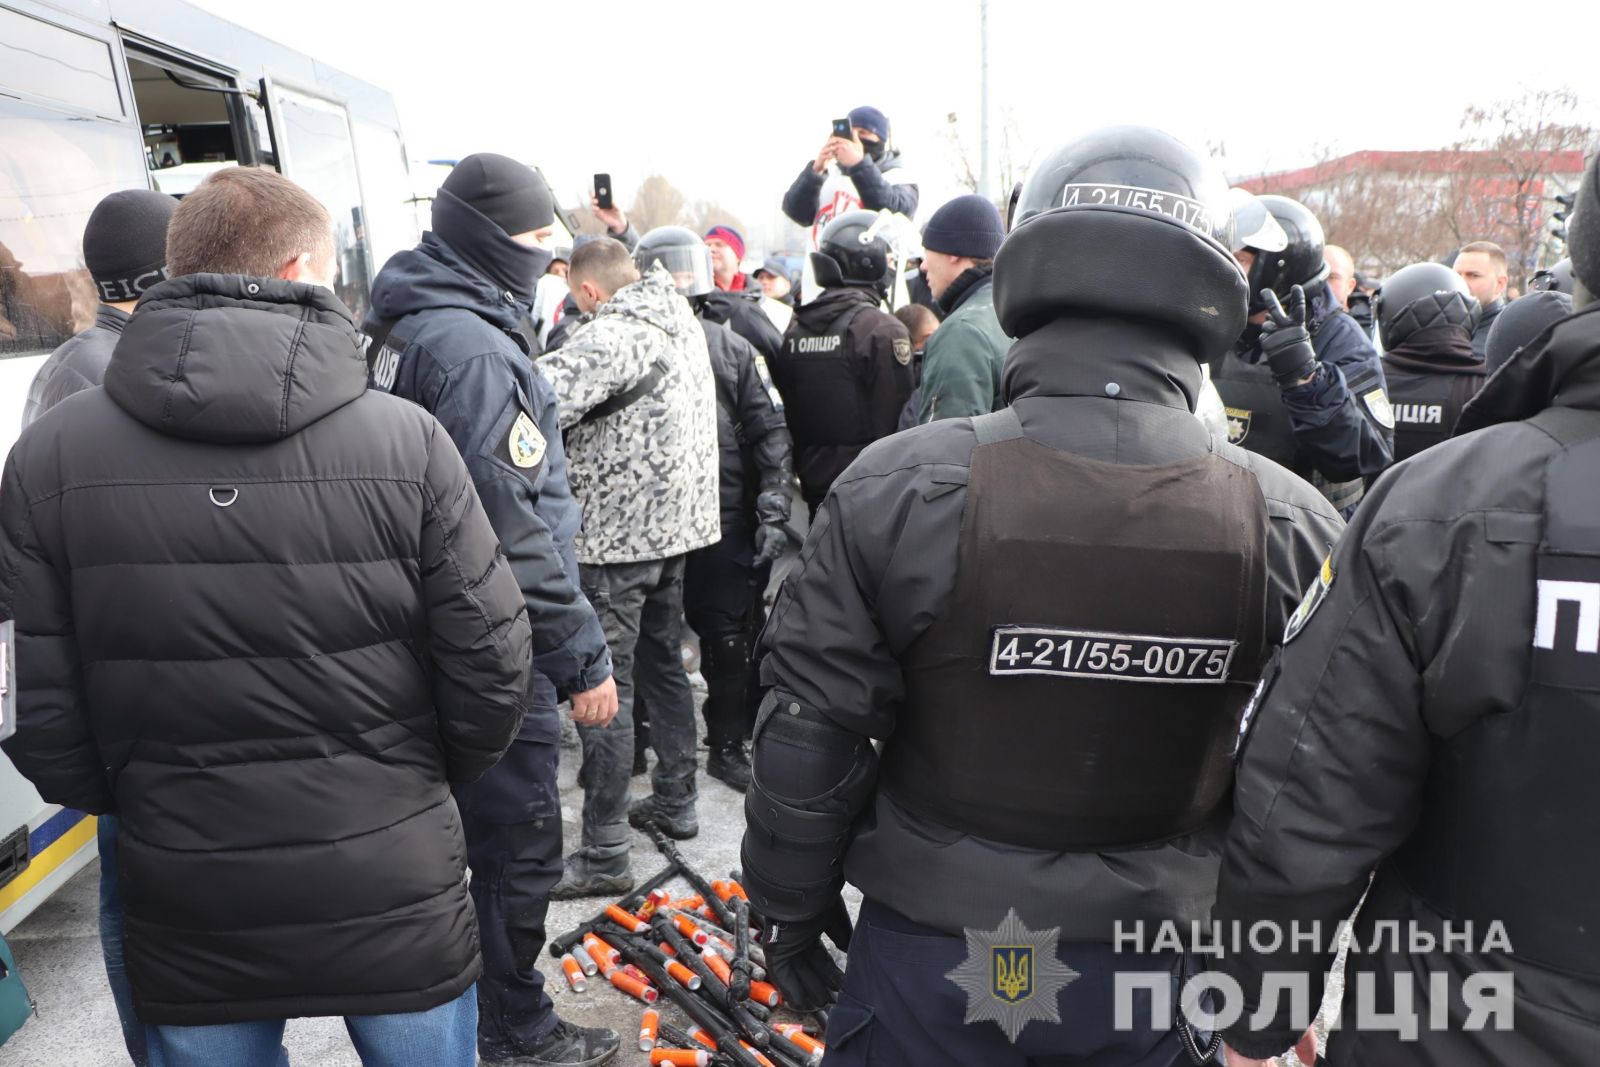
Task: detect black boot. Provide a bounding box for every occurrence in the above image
[707,742,752,792]
[700,632,753,791]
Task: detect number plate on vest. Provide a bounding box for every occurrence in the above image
[989,627,1236,684]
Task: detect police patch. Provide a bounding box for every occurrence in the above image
[1284,555,1335,643]
[1225,406,1252,444]
[893,337,912,365]
[1363,387,1396,430]
[509,411,546,469]
[990,627,1235,683]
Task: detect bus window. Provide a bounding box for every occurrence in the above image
[0,6,123,118]
[128,56,245,197]
[353,120,420,276]
[0,97,149,361]
[270,86,372,322]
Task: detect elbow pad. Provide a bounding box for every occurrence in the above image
[741,692,877,920]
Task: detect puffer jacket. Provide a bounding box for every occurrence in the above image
[701,318,792,536]
[22,304,128,427]
[539,265,721,564]
[0,274,531,1025]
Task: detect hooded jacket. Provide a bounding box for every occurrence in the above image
[1217,303,1600,1065]
[539,265,721,564]
[22,304,128,427]
[0,274,531,1025]
[367,229,612,722]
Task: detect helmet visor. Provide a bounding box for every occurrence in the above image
[1229,188,1290,253]
[636,243,713,296]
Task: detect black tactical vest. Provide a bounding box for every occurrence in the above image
[769,303,871,448]
[877,409,1270,851]
[1382,362,1484,464]
[1392,407,1600,978]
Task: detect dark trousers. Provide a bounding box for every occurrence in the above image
[684,527,768,744]
[576,557,698,862]
[823,900,1197,1067]
[454,738,563,1057]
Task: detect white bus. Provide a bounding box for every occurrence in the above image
[0,0,421,932]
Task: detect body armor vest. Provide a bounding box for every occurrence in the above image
[1393,407,1600,978]
[770,302,871,448]
[1383,362,1483,464]
[878,409,1270,851]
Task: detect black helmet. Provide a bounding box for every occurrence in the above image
[634,226,713,296]
[811,210,895,297]
[1244,195,1328,313]
[995,124,1246,359]
[1530,258,1575,295]
[1373,262,1481,350]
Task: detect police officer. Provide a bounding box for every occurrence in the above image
[740,126,1340,1066]
[768,210,913,516]
[1375,262,1484,462]
[631,227,794,791]
[1213,144,1600,1067]
[1212,193,1394,517]
[365,153,620,1067]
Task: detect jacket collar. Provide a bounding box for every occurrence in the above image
[1457,302,1600,434]
[937,265,994,316]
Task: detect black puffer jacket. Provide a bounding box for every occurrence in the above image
[701,319,792,536]
[22,303,127,428]
[0,274,532,1025]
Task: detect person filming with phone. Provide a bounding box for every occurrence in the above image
[782,106,918,302]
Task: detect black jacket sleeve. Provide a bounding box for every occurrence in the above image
[0,449,112,813]
[729,331,793,491]
[419,420,533,784]
[427,347,612,699]
[1279,311,1394,482]
[782,163,825,228]
[841,157,920,218]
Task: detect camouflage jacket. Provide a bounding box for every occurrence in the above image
[541,265,721,564]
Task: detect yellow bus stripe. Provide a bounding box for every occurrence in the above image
[0,816,98,912]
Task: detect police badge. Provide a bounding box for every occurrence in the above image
[1363,388,1396,430]
[947,909,1079,1042]
[893,337,912,366]
[1225,406,1252,445]
[1284,555,1335,643]
[508,411,546,469]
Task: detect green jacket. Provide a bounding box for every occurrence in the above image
[916,272,1012,422]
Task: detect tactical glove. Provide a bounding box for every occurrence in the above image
[1257,285,1319,387]
[759,896,852,1013]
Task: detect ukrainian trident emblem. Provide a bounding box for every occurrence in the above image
[947,908,1079,1042]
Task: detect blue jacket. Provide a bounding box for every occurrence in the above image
[367,233,611,729]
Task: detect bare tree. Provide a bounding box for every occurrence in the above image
[943,108,1027,211]
[683,201,746,239]
[627,175,688,233]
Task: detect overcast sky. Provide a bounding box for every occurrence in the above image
[199,0,1595,253]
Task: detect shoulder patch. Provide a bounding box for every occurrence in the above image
[1284,555,1335,643]
[893,337,912,366]
[508,410,546,469]
[1363,388,1395,430]
[1225,406,1252,445]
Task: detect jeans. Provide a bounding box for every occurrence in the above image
[98,815,151,1066]
[454,738,563,1057]
[145,983,477,1067]
[575,556,698,864]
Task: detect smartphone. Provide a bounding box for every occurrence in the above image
[831,118,853,140]
[594,173,613,211]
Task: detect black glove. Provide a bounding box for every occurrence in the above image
[1346,289,1375,334]
[760,896,853,1012]
[754,523,788,564]
[1257,286,1319,387]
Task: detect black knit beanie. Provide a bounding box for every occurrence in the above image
[922,194,1006,259]
[83,189,178,302]
[436,153,554,237]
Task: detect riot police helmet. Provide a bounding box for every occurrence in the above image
[995,124,1247,360]
[1373,261,1481,350]
[634,226,714,297]
[1529,258,1575,295]
[811,210,897,298]
[1243,195,1329,312]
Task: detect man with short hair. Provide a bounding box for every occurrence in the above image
[366,152,621,1067]
[704,225,750,291]
[1,166,533,1067]
[915,194,1011,422]
[541,238,721,892]
[1455,240,1510,358]
[1325,243,1358,308]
